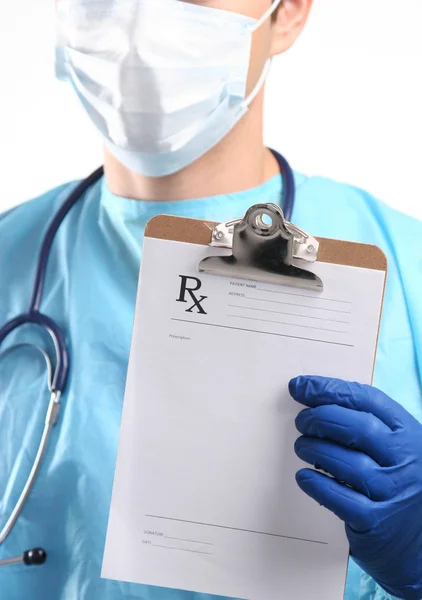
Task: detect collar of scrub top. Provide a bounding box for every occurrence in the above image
[0,148,295,567]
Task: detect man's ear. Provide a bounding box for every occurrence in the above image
[270,0,314,57]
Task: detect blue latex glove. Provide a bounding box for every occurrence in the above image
[289,375,422,600]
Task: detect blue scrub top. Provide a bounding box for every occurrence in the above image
[0,169,421,600]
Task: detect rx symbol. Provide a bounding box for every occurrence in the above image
[176,276,208,315]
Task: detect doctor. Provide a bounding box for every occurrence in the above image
[0,1,421,599]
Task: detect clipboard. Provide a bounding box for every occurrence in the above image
[103,204,388,600]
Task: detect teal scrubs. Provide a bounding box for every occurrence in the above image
[0,169,421,600]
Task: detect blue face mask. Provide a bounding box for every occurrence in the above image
[55,0,282,177]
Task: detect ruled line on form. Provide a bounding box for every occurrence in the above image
[171,318,354,347]
[256,287,352,305]
[244,296,351,314]
[146,514,328,545]
[227,303,350,324]
[226,313,348,334]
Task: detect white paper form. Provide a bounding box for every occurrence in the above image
[102,237,386,600]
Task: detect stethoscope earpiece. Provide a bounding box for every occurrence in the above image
[23,548,47,566]
[0,548,47,568]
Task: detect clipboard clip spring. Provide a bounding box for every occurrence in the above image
[210,203,319,263]
[199,203,323,291]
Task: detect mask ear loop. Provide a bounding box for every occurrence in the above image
[245,0,283,106]
[250,0,283,34]
[245,60,272,107]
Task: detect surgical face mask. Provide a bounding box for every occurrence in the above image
[56,0,282,177]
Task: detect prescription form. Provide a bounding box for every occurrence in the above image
[102,235,386,600]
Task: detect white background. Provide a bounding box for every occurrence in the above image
[0,0,421,219]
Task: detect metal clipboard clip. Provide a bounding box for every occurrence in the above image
[198,203,323,291]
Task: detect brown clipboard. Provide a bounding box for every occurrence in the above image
[145,211,388,379]
[137,209,388,598]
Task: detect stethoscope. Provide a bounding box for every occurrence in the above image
[0,149,295,568]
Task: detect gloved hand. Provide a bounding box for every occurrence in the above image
[289,375,422,600]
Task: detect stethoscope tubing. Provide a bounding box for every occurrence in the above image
[0,151,295,566]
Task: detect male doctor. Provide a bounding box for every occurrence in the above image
[0,1,421,599]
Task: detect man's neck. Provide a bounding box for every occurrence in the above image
[103,92,279,202]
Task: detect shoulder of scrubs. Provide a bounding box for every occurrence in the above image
[0,181,78,248]
[303,174,422,322]
[295,175,422,361]
[294,171,422,252]
[0,181,81,317]
[298,174,422,395]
